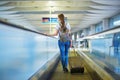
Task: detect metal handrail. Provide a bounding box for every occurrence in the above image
[0,19,57,39]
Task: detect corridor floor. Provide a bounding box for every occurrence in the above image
[50,49,92,80]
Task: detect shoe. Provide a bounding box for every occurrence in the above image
[63,68,68,72]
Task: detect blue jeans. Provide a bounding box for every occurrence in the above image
[58,40,70,69]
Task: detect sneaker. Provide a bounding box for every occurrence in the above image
[64,68,68,72]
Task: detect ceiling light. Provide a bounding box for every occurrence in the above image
[48,1,55,7]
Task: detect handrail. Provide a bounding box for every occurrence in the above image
[90,26,120,36]
[77,26,120,40]
[0,18,57,39]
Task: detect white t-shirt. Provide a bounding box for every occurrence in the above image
[55,22,71,31]
[55,22,71,40]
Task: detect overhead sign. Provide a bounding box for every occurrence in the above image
[42,17,58,24]
[42,17,67,24]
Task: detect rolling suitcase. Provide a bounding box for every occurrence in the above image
[69,48,84,74]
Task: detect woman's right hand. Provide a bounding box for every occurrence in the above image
[44,33,48,36]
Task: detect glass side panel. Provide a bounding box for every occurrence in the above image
[0,23,59,80]
[81,31,120,79]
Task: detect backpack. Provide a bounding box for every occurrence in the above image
[59,23,71,42]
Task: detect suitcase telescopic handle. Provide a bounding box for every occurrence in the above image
[73,47,78,56]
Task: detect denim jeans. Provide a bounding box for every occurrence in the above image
[58,40,70,69]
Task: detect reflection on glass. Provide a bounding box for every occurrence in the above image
[81,32,120,79]
[0,24,59,80]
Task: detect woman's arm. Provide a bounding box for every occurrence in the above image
[47,29,59,36]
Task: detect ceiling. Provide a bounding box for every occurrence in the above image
[0,0,120,34]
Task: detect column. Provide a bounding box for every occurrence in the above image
[90,24,95,35]
[103,18,109,30]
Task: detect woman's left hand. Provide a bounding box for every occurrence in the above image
[70,41,72,48]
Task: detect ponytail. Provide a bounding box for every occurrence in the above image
[58,14,67,32]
